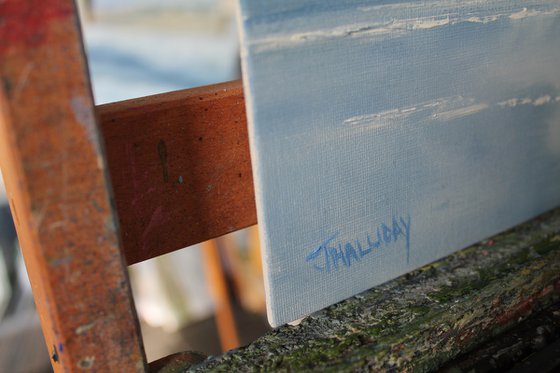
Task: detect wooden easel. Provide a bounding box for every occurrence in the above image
[0,1,251,371]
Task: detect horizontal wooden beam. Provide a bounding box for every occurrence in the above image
[97,80,256,265]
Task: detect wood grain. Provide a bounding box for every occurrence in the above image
[97,81,256,265]
[0,1,146,371]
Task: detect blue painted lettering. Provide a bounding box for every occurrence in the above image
[344,242,360,265]
[358,239,371,257]
[382,223,392,243]
[305,214,412,273]
[400,215,411,263]
[330,245,348,270]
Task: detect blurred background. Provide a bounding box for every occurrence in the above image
[0,1,270,371]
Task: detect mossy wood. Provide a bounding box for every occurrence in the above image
[174,209,560,372]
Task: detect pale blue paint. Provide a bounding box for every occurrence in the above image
[237,0,560,326]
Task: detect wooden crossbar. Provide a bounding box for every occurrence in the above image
[97,80,256,264]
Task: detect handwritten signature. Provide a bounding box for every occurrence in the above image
[305,215,411,273]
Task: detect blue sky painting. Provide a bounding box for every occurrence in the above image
[236,0,560,326]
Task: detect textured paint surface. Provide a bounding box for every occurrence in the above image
[237,0,560,326]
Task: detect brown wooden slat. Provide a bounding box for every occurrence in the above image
[97,80,257,264]
[0,1,146,371]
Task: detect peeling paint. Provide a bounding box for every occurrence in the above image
[78,356,95,370]
[75,321,96,335]
[70,96,99,148]
[48,221,66,231]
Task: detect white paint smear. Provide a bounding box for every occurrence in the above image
[509,7,559,20]
[434,103,489,121]
[534,95,552,106]
[344,96,487,129]
[466,15,501,24]
[251,2,560,51]
[344,107,417,129]
[346,92,560,129]
[498,95,558,108]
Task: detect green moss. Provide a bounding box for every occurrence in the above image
[533,234,560,256]
[510,247,531,265]
[428,276,489,303]
[186,209,560,373]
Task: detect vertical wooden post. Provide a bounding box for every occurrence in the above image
[0,1,146,371]
[202,240,240,352]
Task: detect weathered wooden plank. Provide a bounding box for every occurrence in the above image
[201,239,240,352]
[186,208,560,372]
[97,81,256,264]
[441,303,560,372]
[238,0,560,326]
[0,1,146,371]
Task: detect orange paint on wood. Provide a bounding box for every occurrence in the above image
[202,239,240,352]
[97,81,257,264]
[0,2,146,371]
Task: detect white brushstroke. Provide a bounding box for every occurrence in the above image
[534,95,552,106]
[345,91,560,130]
[433,103,489,121]
[511,8,539,19]
[344,96,490,129]
[466,15,501,24]
[257,16,452,49]
[422,97,467,109]
[358,0,487,13]
[508,7,560,20]
[422,101,445,108]
[344,107,416,129]
[498,98,519,108]
[358,0,560,19]
[406,17,450,30]
[251,2,560,52]
[498,95,558,108]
